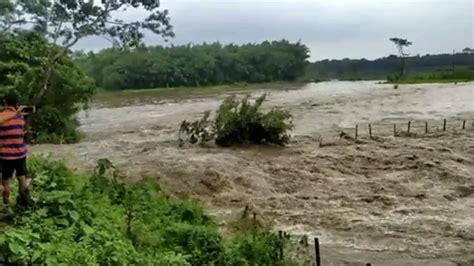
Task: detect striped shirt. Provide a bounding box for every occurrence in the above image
[0,107,27,160]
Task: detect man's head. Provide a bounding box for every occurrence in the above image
[4,90,19,108]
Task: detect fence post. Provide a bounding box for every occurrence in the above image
[407,121,411,133]
[393,124,397,136]
[368,124,372,139]
[462,120,466,130]
[314,238,321,266]
[443,119,447,131]
[425,122,428,134]
[355,124,358,141]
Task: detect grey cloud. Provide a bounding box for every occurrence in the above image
[76,0,474,61]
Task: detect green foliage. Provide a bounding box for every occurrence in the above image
[390,38,413,50]
[0,156,303,265]
[179,94,293,146]
[0,31,94,143]
[214,94,293,146]
[1,0,173,48]
[28,106,82,144]
[229,233,285,265]
[392,68,474,84]
[75,40,310,90]
[1,0,174,143]
[306,53,474,80]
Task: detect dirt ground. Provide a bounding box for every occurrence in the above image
[33,81,474,265]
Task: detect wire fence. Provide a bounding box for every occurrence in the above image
[316,117,474,147]
[310,117,473,264]
[279,117,473,265]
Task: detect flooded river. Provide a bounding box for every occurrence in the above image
[80,81,473,139]
[34,81,474,265]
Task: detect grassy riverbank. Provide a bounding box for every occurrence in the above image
[389,69,474,84]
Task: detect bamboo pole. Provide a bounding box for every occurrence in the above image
[393,124,397,136]
[462,120,466,130]
[443,119,447,131]
[368,124,372,139]
[407,121,411,133]
[425,122,428,134]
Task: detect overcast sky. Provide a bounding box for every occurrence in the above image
[76,0,474,61]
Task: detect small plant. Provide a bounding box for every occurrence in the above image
[179,94,293,146]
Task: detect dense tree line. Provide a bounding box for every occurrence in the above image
[75,40,310,90]
[307,53,474,80]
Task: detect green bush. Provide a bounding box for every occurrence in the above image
[0,31,94,144]
[27,106,82,144]
[180,94,293,146]
[0,157,306,265]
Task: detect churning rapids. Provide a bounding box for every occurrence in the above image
[34,81,474,265]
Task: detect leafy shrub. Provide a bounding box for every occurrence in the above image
[0,156,306,265]
[161,223,225,265]
[230,233,285,265]
[179,94,293,146]
[0,32,94,144]
[27,106,82,144]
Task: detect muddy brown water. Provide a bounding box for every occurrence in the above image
[33,81,474,265]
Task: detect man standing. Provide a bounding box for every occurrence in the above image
[0,90,30,208]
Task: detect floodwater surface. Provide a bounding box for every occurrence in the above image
[34,81,474,265]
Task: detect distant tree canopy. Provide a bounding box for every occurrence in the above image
[75,40,310,90]
[306,53,474,80]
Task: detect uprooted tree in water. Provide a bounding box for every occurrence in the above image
[179,94,293,146]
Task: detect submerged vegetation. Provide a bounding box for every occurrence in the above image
[0,157,309,265]
[179,94,293,147]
